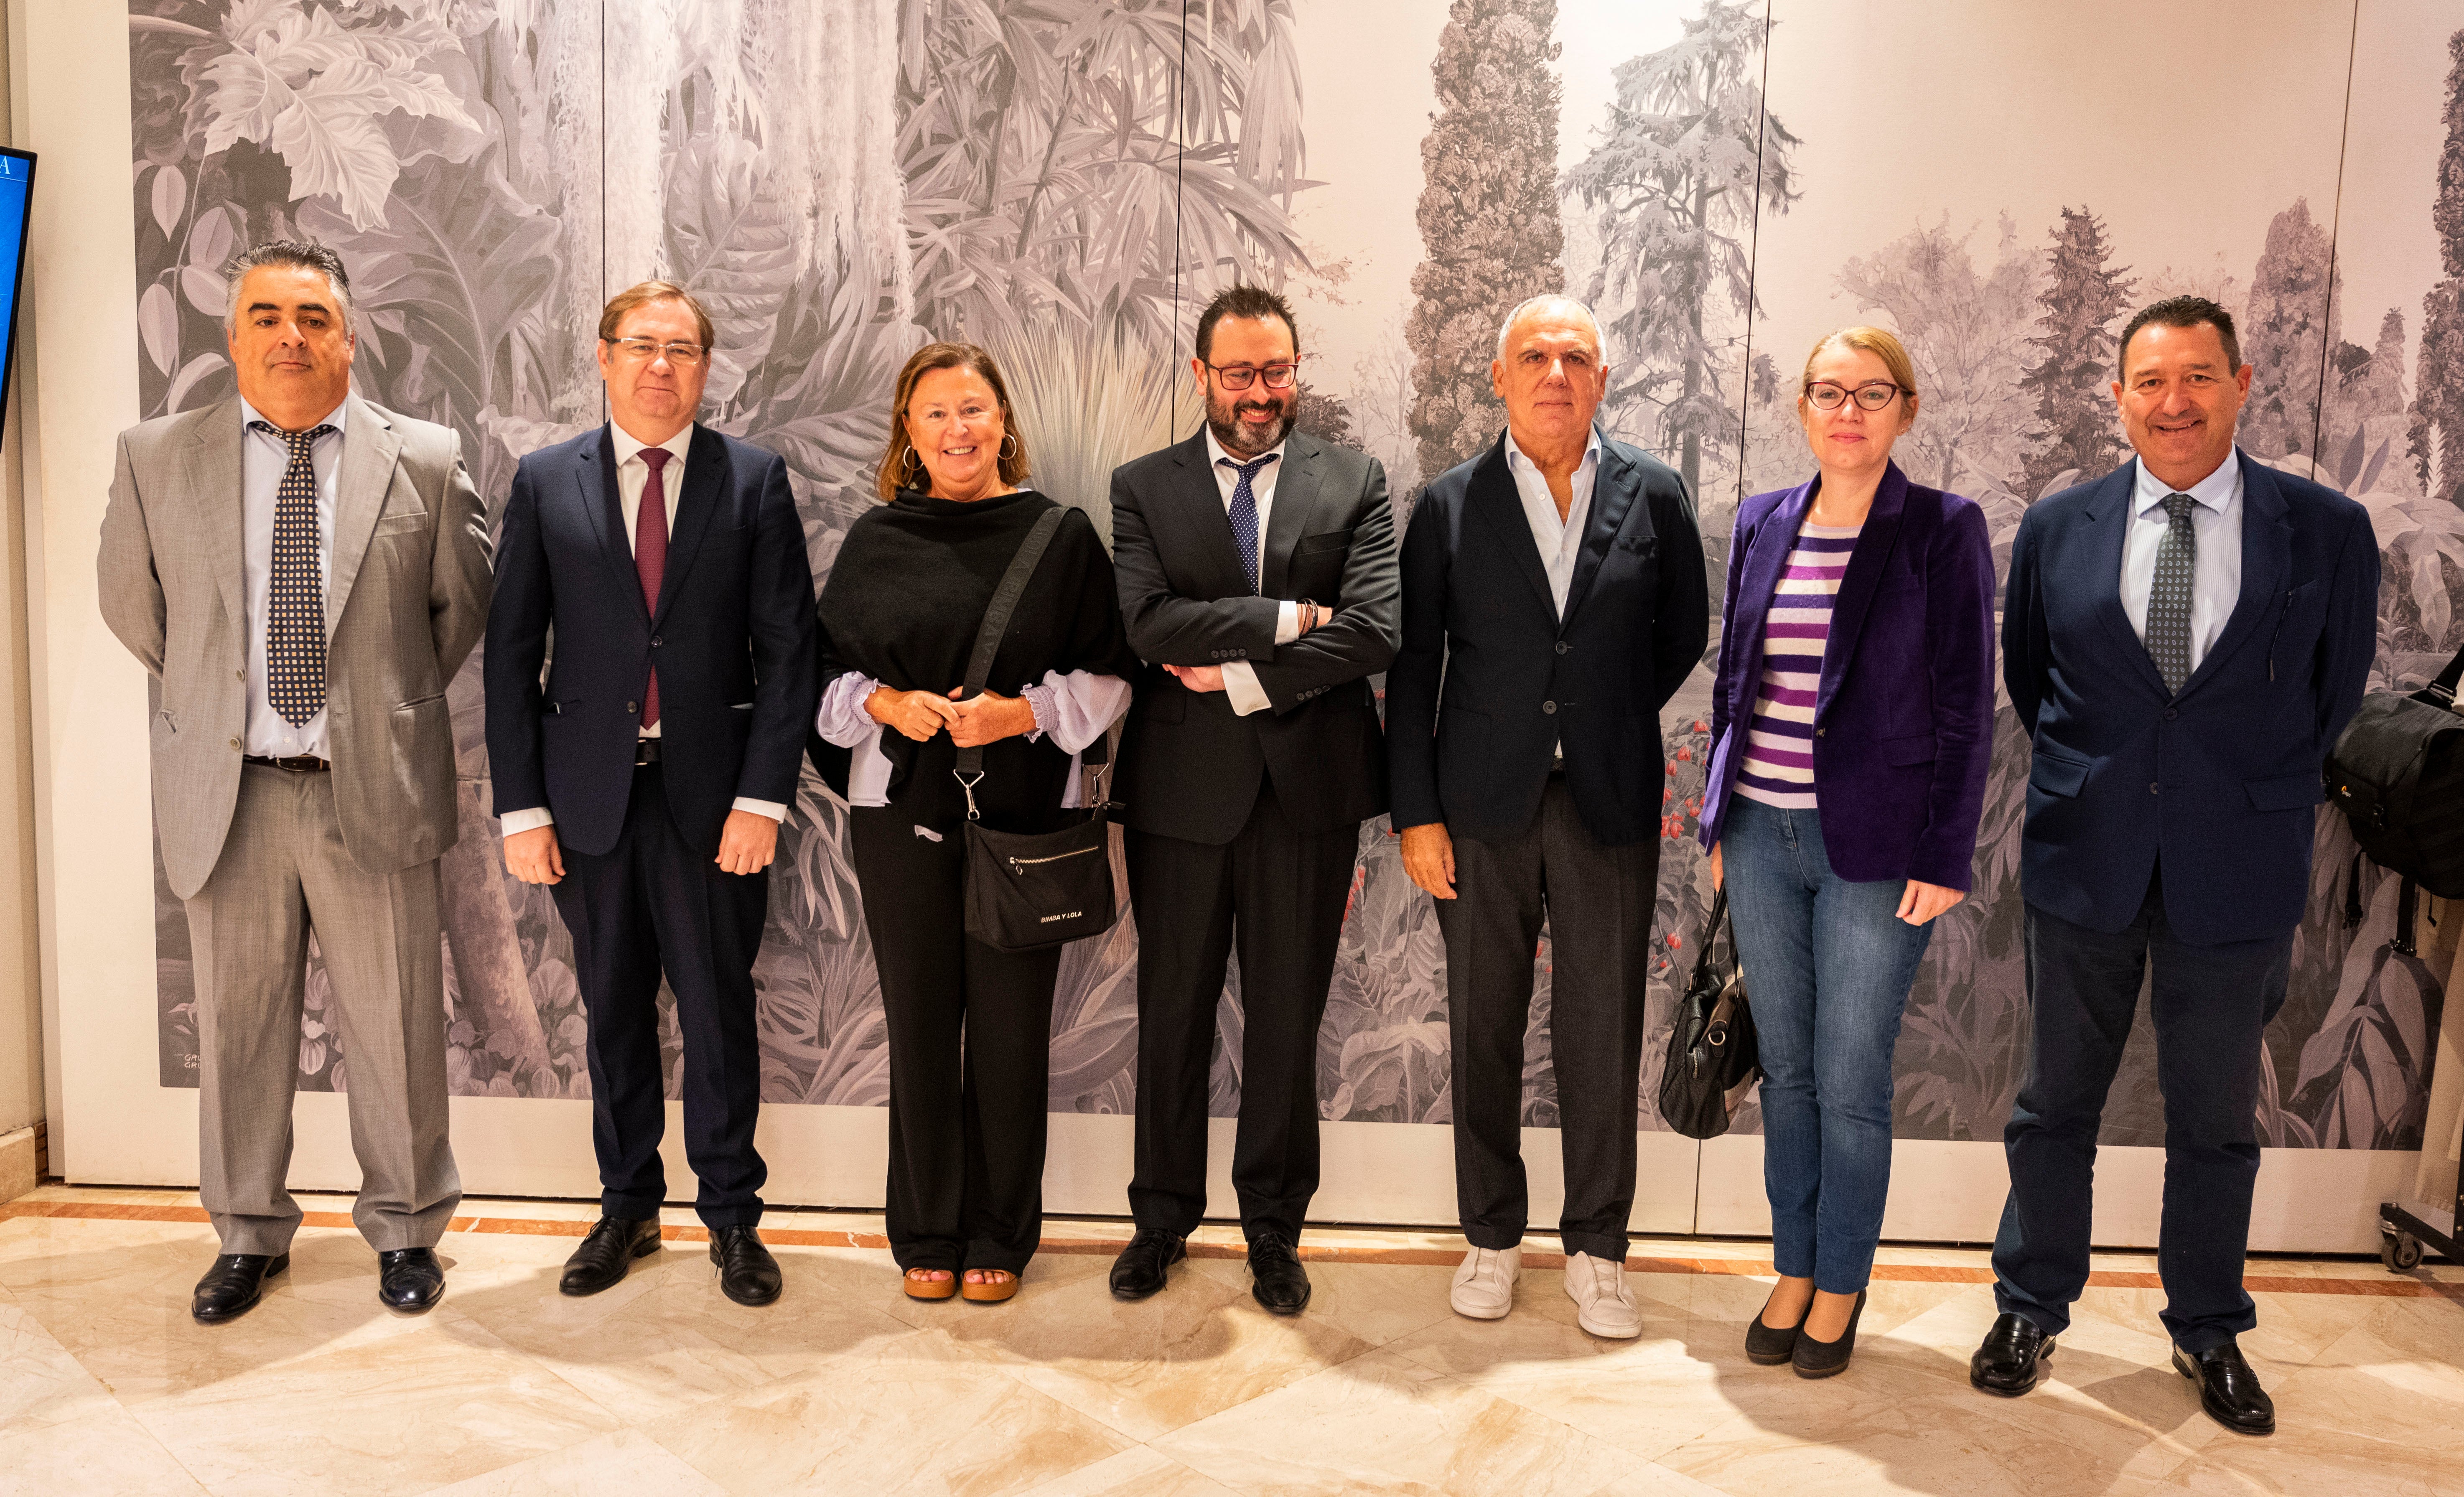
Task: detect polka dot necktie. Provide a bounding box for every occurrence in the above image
[635,447,671,730]
[2146,493,2197,696]
[1218,453,1275,593]
[252,420,334,728]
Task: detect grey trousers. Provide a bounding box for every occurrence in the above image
[1436,776,1659,1261]
[185,764,461,1254]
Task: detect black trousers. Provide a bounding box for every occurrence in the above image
[1126,780,1359,1243]
[1437,777,1659,1261]
[1993,868,2292,1352]
[850,803,1062,1275]
[551,763,768,1228]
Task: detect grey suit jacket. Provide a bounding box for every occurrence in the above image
[98,393,493,899]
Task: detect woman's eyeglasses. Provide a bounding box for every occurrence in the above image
[1803,380,1904,412]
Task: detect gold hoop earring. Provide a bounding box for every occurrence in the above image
[898,447,921,478]
[998,433,1019,460]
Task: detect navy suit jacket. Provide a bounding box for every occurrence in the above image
[1389,429,1708,847]
[2004,450,2378,944]
[1698,463,1998,891]
[485,424,817,858]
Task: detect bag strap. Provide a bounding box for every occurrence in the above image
[2416,644,2464,710]
[1688,887,1731,990]
[953,507,1070,817]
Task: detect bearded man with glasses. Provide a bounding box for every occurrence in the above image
[484,280,817,1306]
[1104,284,1400,1314]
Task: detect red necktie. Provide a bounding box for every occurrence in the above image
[636,447,671,729]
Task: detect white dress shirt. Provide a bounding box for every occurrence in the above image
[239,395,345,759]
[1505,426,1600,763]
[499,421,787,838]
[2120,451,2244,675]
[1201,427,1304,717]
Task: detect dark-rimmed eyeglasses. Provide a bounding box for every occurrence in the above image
[1804,380,1905,412]
[605,337,708,367]
[1202,359,1301,391]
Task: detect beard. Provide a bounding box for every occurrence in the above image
[1207,392,1293,457]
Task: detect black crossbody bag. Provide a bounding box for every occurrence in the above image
[952,508,1121,952]
[2324,643,2464,901]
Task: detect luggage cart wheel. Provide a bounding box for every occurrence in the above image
[2381,1229,2424,1273]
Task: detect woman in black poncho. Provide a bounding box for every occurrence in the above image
[813,342,1138,1303]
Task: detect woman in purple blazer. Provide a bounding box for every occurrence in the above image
[1699,327,1996,1377]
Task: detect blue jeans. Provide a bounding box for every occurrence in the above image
[1721,797,1933,1294]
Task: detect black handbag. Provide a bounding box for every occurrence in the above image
[2324,644,2464,900]
[954,507,1121,952]
[1656,889,1760,1140]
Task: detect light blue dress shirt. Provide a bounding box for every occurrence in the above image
[238,395,344,758]
[2119,451,2243,675]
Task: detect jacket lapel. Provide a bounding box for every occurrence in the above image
[185,398,249,636]
[652,424,726,626]
[1168,430,1257,598]
[1814,461,1908,720]
[2179,450,2292,697]
[2087,461,2172,696]
[1464,433,1555,621]
[578,426,651,624]
[1260,431,1321,598]
[1559,433,1637,629]
[325,393,401,641]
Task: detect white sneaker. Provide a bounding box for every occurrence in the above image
[1449,1245,1520,1319]
[1563,1251,1642,1338]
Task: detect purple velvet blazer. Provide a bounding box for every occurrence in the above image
[1697,462,1997,890]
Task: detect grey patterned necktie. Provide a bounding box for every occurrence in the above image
[252,420,334,726]
[2146,492,2197,695]
[1219,453,1275,593]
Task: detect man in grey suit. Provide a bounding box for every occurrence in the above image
[98,239,492,1322]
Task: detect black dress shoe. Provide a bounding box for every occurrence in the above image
[1109,1229,1186,1301]
[1746,1288,1810,1365]
[1791,1289,1866,1378]
[709,1225,782,1306]
[561,1216,662,1296]
[377,1248,445,1313]
[191,1252,288,1324]
[2174,1338,2275,1436]
[1247,1232,1311,1316]
[1970,1311,2056,1396]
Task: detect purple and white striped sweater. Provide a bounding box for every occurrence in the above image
[1733,521,1862,809]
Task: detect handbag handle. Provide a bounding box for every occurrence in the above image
[953,507,1071,819]
[1688,886,1732,990]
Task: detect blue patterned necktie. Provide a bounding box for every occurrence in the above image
[1219,453,1276,593]
[252,420,334,727]
[2146,492,2197,695]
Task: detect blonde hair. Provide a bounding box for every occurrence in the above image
[1802,326,1918,414]
[598,280,716,351]
[876,342,1031,503]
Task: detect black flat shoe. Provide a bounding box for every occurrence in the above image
[560,1216,662,1296]
[1791,1289,1866,1378]
[376,1248,445,1313]
[1247,1231,1311,1316]
[710,1225,782,1306]
[2174,1338,2275,1436]
[1109,1229,1186,1301]
[1970,1311,2055,1396]
[191,1252,288,1324]
[1746,1288,1810,1365]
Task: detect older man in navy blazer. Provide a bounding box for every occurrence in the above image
[1972,297,2378,1434]
[1390,295,1708,1338]
[486,280,817,1306]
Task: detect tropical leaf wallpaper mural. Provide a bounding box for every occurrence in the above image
[136,0,2452,1156]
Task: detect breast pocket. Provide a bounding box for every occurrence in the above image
[1296,527,1354,557]
[372,508,430,537]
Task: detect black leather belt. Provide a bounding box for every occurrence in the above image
[244,754,330,772]
[634,738,662,766]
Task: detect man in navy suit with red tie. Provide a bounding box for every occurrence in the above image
[485,281,817,1305]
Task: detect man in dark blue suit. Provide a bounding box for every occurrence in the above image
[1390,295,1708,1338]
[485,281,817,1306]
[1972,297,2378,1433]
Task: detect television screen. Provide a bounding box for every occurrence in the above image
[0,148,32,443]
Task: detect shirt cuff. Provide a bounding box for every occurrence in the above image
[732,797,787,823]
[499,806,554,837]
[1222,660,1271,716]
[1275,599,1301,645]
[1022,679,1057,744]
[815,672,884,748]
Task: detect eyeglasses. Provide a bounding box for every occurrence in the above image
[1804,380,1904,412]
[605,337,708,367]
[1203,360,1300,391]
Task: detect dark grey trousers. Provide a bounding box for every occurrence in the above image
[1437,776,1659,1261]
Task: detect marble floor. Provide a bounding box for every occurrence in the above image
[1,1186,2459,1496]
